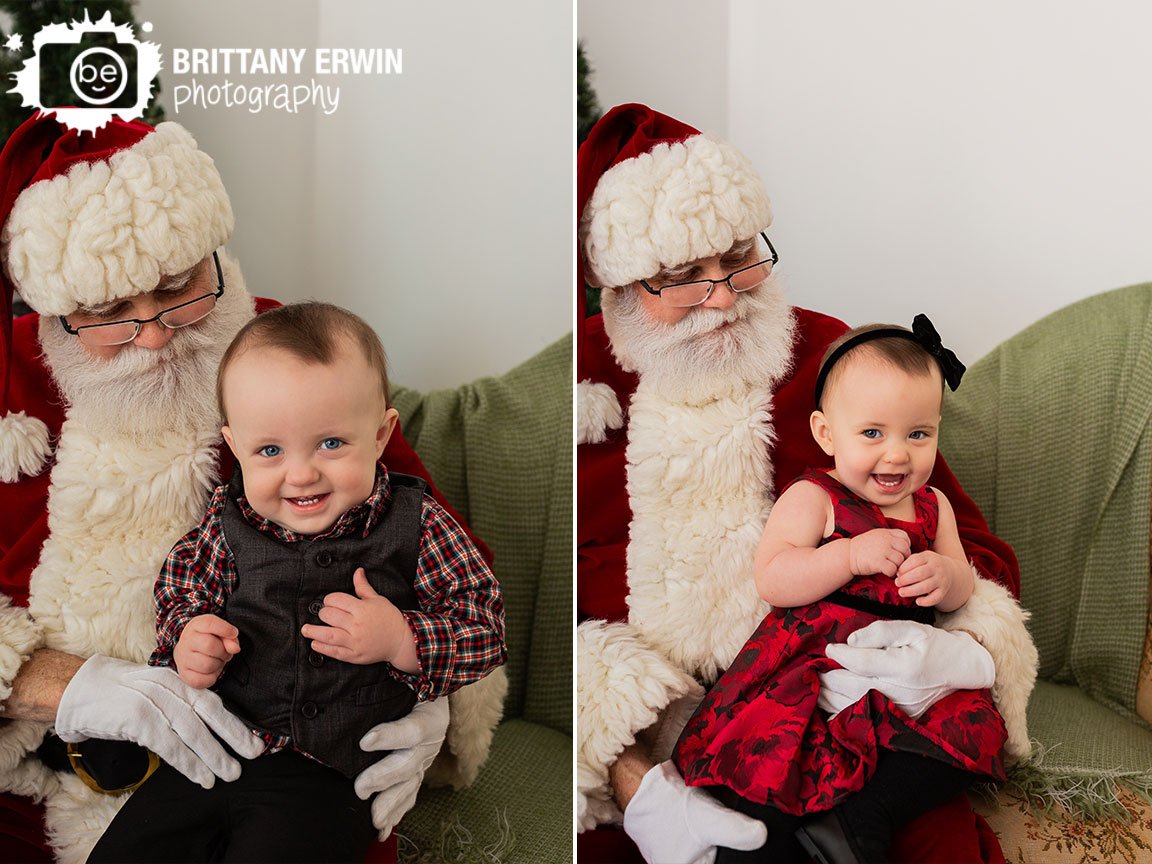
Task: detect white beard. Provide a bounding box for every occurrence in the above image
[601,274,797,405]
[37,256,255,441]
[601,275,796,679]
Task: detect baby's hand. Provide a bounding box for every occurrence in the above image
[302,568,414,665]
[848,528,911,577]
[895,551,959,607]
[173,614,241,689]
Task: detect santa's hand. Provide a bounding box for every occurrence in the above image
[54,654,264,789]
[355,698,449,838]
[821,620,995,719]
[623,760,767,864]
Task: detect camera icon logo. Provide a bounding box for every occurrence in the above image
[68,45,132,106]
[10,11,161,132]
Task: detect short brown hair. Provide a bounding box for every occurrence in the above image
[217,302,390,422]
[818,323,940,407]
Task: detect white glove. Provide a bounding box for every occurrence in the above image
[623,760,767,864]
[820,620,996,719]
[354,698,449,839]
[54,654,264,789]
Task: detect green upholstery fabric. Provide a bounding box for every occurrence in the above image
[940,284,1152,807]
[397,719,570,863]
[391,334,572,861]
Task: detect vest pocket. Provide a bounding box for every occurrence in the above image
[356,681,396,706]
[355,682,419,728]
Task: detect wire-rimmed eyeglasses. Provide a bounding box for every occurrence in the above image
[638,233,777,308]
[60,251,225,347]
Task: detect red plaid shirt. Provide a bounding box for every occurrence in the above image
[150,466,505,752]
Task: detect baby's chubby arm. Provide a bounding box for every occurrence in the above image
[893,488,974,611]
[173,614,242,688]
[755,481,911,607]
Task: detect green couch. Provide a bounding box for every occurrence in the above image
[390,334,572,864]
[941,285,1152,861]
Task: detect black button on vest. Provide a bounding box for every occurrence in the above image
[216,471,423,778]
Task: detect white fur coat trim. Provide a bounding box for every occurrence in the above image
[581,133,772,289]
[938,568,1038,763]
[0,411,51,482]
[624,383,774,681]
[30,421,221,662]
[576,380,623,445]
[576,619,704,830]
[8,419,224,858]
[3,122,234,316]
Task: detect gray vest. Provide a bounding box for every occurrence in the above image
[216,470,423,778]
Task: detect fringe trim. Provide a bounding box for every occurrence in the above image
[974,740,1152,823]
[397,808,515,864]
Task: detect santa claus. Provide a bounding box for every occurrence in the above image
[576,104,1038,863]
[0,114,503,863]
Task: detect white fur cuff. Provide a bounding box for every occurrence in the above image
[0,411,51,481]
[424,667,508,790]
[938,569,1039,762]
[577,381,623,445]
[0,595,44,707]
[576,619,704,830]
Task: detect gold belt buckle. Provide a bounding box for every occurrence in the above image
[66,742,160,795]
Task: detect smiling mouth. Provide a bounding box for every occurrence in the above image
[286,494,329,510]
[872,474,906,490]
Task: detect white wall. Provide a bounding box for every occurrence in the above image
[137,0,572,390]
[578,1,728,138]
[579,0,1152,366]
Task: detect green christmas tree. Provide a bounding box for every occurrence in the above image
[577,41,601,147]
[0,0,165,144]
[578,41,602,316]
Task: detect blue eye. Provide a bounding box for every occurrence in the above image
[862,429,881,439]
[909,430,927,440]
[258,445,282,458]
[319,438,343,451]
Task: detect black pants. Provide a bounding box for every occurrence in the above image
[88,750,376,863]
[713,750,982,864]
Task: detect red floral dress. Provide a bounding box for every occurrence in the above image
[673,469,1006,815]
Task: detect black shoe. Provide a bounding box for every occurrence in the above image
[795,809,873,864]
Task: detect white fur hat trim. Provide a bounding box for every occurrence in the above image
[2,122,234,316]
[581,134,772,289]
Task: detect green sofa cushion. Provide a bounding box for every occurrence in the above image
[940,284,1152,714]
[392,334,572,734]
[389,334,572,861]
[397,719,571,863]
[940,284,1152,812]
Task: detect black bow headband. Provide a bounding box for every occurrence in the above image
[813,314,966,408]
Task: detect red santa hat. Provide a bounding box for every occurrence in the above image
[0,113,234,482]
[576,103,773,440]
